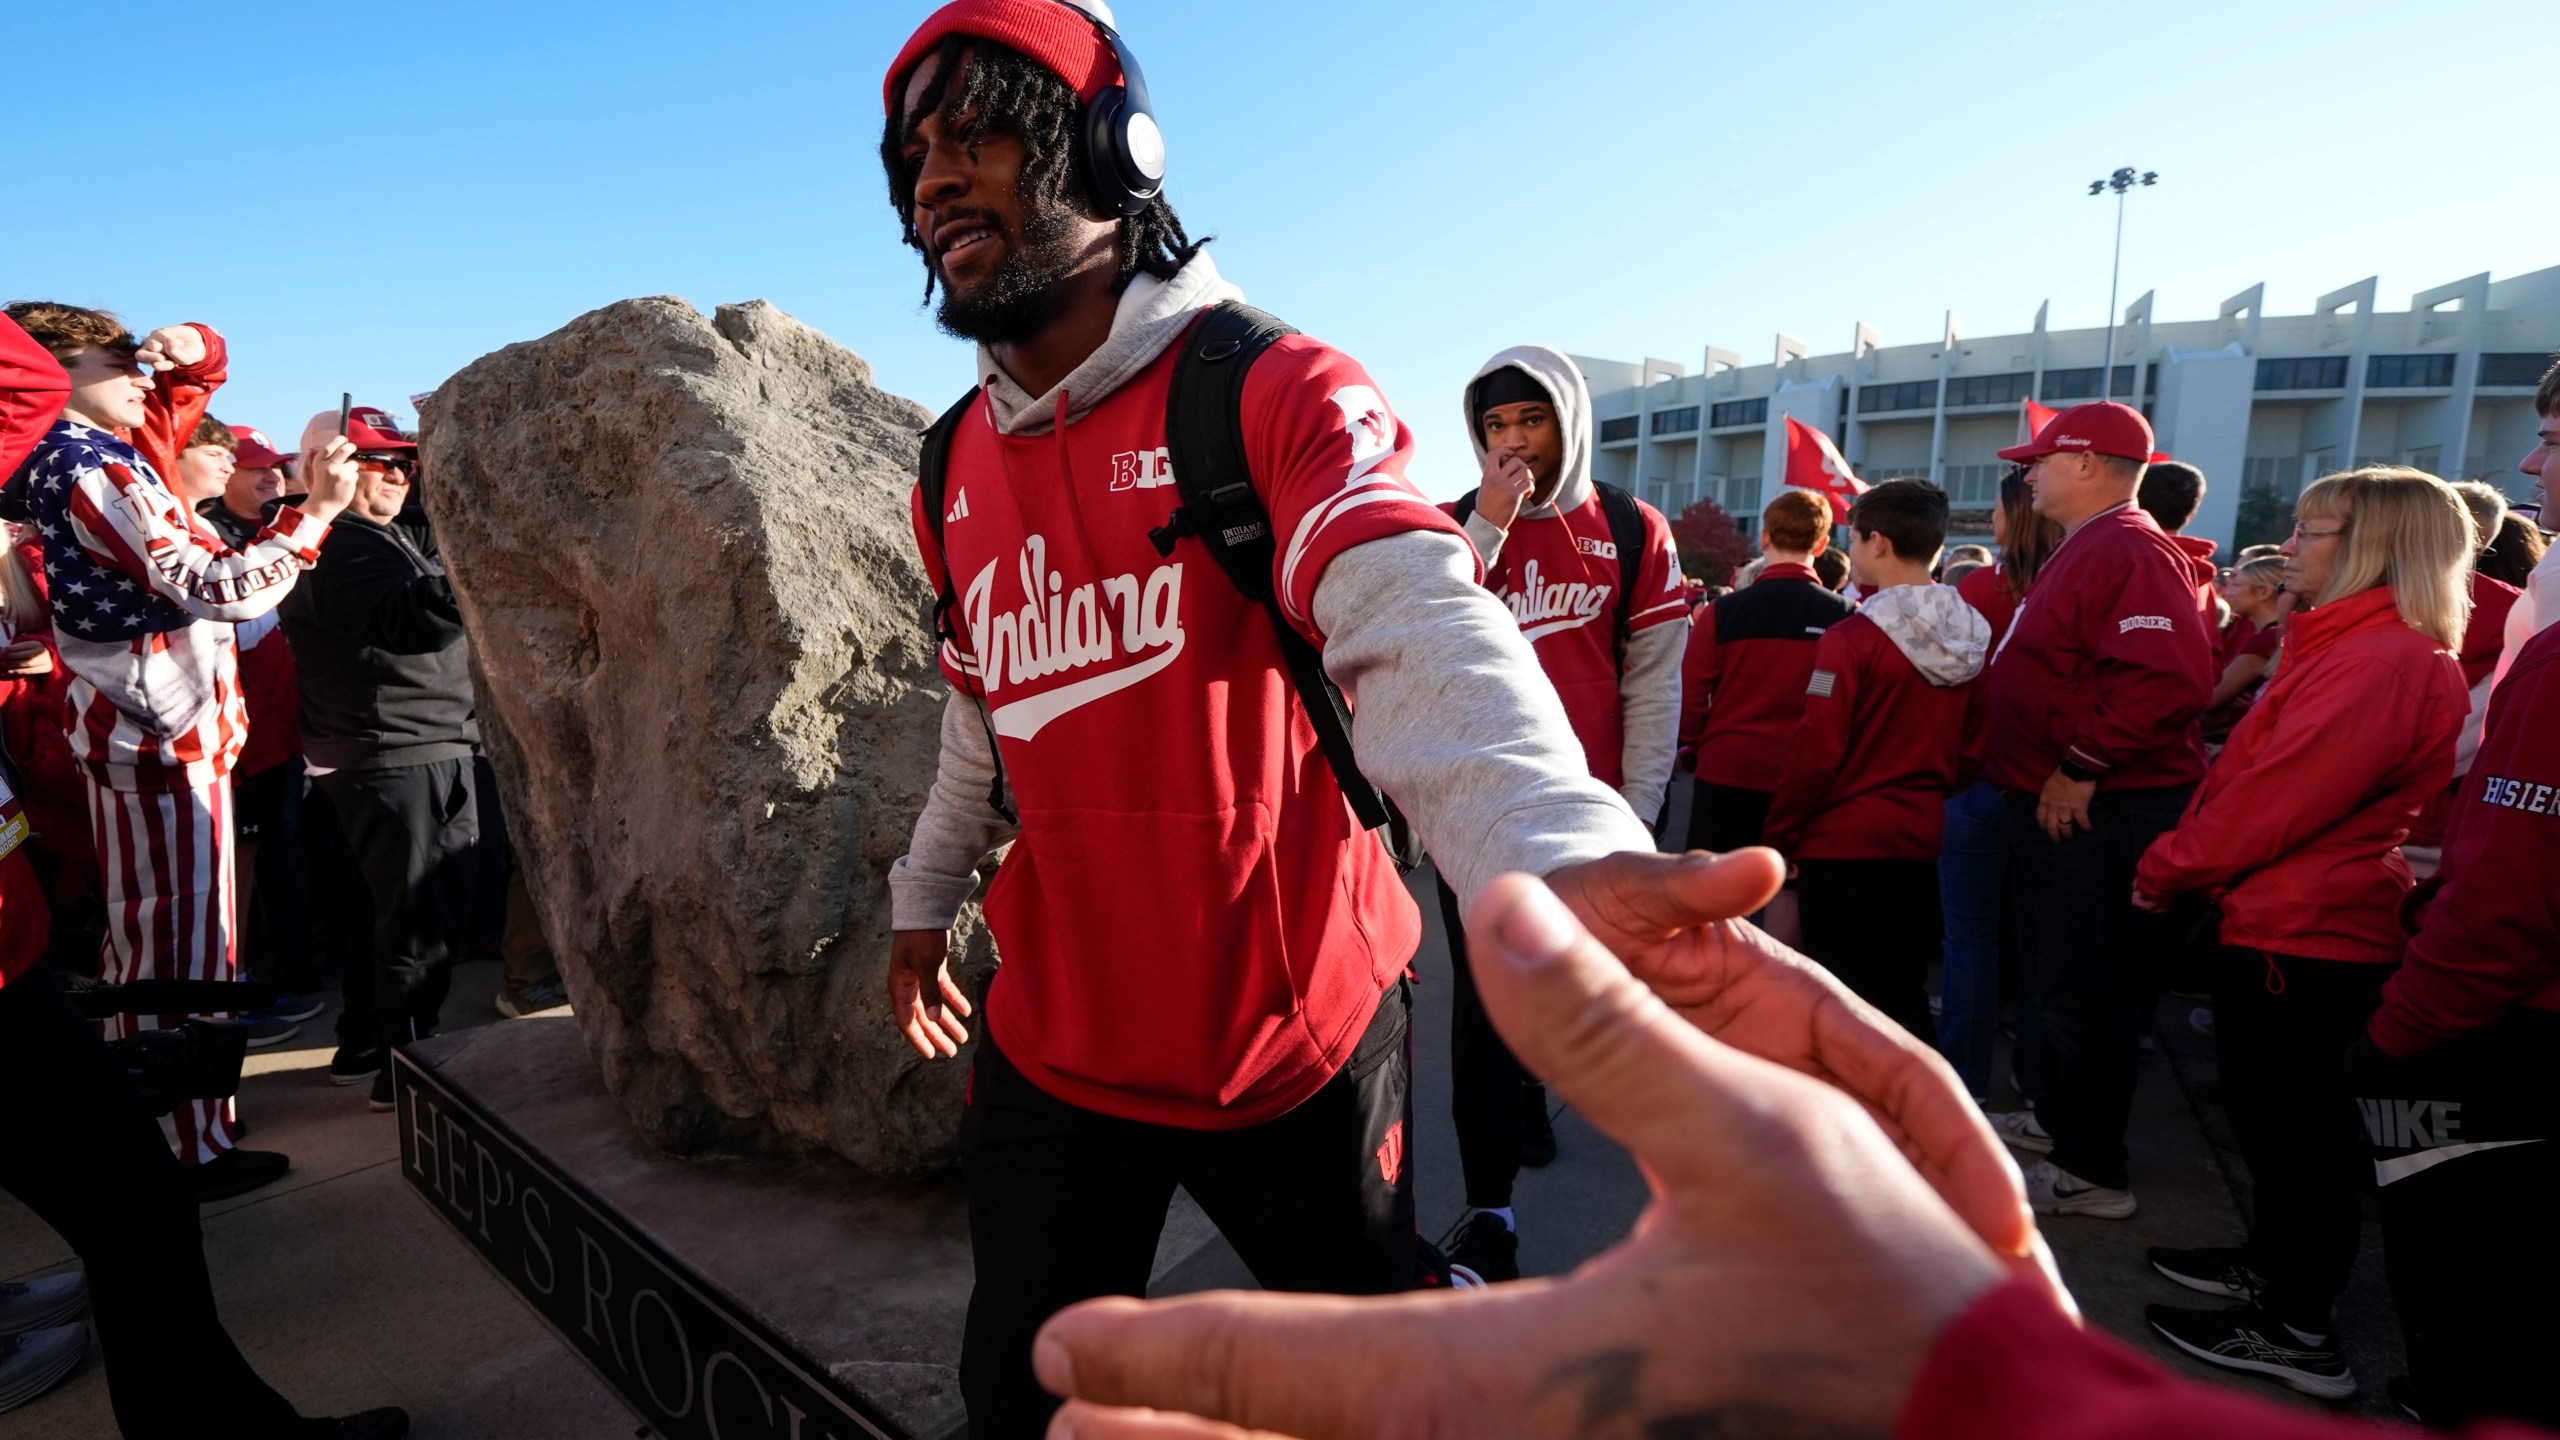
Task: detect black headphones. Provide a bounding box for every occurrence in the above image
[1056,0,1164,217]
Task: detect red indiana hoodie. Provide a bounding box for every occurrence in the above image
[1982,503,2215,794]
[1679,561,1855,788]
[913,317,1466,1131]
[2368,620,2560,1056]
[2136,585,2467,963]
[1764,584,1990,861]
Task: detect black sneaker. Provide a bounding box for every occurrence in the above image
[369,1066,395,1114]
[2386,1376,2425,1424]
[1443,1210,1520,1283]
[327,1045,383,1087]
[242,1015,302,1049]
[2145,1304,2355,1399]
[192,1149,291,1203]
[306,1406,411,1439]
[2149,1244,2266,1300]
[1518,1083,1558,1169]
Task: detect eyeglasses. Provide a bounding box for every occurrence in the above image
[354,455,417,478]
[2290,523,2347,542]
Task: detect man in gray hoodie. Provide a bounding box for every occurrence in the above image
[1436,347,1687,1278]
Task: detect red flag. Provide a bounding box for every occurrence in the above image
[1782,415,1866,522]
[2020,398,2058,445]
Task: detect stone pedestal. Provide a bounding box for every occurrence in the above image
[393,1019,972,1440]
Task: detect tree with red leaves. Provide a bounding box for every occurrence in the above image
[1670,497,1753,587]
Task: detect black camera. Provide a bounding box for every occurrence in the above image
[63,976,281,1117]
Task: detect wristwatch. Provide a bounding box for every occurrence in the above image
[2057,756,2102,784]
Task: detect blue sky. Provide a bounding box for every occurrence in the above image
[5,1,2546,499]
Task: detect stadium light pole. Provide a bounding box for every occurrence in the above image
[2088,166,2159,400]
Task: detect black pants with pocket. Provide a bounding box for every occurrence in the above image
[1438,875,1525,1210]
[1796,857,1940,1043]
[318,757,478,1053]
[2348,1009,2560,1428]
[0,967,304,1439]
[958,980,1417,1440]
[2213,946,2388,1329]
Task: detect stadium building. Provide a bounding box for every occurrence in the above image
[1576,265,2560,551]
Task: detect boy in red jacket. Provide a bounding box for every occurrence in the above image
[1765,480,1988,1039]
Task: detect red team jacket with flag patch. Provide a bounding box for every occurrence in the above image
[1678,561,1856,789]
[911,325,1467,1130]
[1763,609,1987,861]
[1439,493,1686,789]
[1983,503,2215,794]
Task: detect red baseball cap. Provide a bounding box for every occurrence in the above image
[345,406,416,452]
[229,425,295,471]
[883,0,1124,118]
[1998,401,2169,464]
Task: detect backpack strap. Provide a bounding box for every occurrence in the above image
[917,385,1016,825]
[1453,488,1478,528]
[1152,301,1417,867]
[1592,480,1647,658]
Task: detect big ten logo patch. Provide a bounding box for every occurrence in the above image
[1576,537,1619,560]
[1108,448,1176,492]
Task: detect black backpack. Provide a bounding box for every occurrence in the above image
[1451,478,1649,670]
[915,300,1420,868]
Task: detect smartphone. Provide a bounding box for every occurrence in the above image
[338,394,352,438]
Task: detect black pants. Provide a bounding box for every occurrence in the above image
[2214,947,2387,1329]
[2002,784,2189,1190]
[317,758,478,1052]
[2348,1009,2560,1429]
[1797,858,1940,1043]
[0,968,303,1439]
[1685,781,1773,854]
[468,754,509,954]
[959,981,1417,1440]
[1438,876,1525,1210]
[233,762,316,988]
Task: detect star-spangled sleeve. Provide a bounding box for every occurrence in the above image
[63,457,327,623]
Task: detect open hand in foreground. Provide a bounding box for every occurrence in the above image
[1034,871,2033,1439]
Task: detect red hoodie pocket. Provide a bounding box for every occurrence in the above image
[986,801,1312,1110]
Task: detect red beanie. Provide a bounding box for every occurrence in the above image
[883,0,1124,118]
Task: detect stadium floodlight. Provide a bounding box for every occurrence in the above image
[2089,166,2162,400]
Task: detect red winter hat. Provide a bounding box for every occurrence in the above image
[1997,401,2169,464]
[883,0,1123,118]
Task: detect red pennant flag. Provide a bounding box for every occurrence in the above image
[1782,415,1866,522]
[2020,398,2058,445]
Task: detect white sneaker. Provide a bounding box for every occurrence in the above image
[1990,1109,2054,1155]
[2024,1159,2138,1219]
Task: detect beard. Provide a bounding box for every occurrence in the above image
[933,197,1089,346]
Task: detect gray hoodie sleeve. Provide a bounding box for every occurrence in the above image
[887,693,1019,931]
[1312,530,1654,903]
[1614,620,1685,824]
[1461,513,1509,568]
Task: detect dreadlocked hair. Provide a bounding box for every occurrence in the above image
[881,34,1204,304]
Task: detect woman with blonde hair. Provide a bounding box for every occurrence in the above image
[2130,467,2474,1398]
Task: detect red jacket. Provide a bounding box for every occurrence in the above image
[1678,561,1854,789]
[2408,572,2523,848]
[1983,504,2215,794]
[915,326,1459,1131]
[126,323,226,487]
[2170,531,2220,612]
[0,316,71,477]
[2368,621,2560,1056]
[1763,607,1986,861]
[1955,562,2020,648]
[1899,1277,2549,1440]
[2137,586,2466,963]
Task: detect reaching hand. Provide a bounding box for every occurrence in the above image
[887,927,973,1059]
[300,437,360,523]
[1034,873,2020,1440]
[1472,445,1537,531]
[1539,847,2054,1287]
[135,325,207,371]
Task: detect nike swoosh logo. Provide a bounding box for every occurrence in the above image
[989,631,1186,741]
[2374,1138,2542,1186]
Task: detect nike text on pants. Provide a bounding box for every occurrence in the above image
[87,775,238,1166]
[957,979,1418,1440]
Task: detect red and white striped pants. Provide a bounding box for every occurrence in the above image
[87,777,238,1167]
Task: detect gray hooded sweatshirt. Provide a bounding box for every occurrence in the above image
[887,255,1653,931]
[1859,582,1992,687]
[1455,346,1686,823]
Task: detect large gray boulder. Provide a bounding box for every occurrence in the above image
[417,296,992,1176]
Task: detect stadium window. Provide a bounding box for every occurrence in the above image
[2476,353,2554,388]
[1709,397,1767,429]
[1651,406,1700,436]
[1599,415,1640,443]
[2366,354,2456,389]
[2041,366,2142,401]
[2254,357,2349,391]
[1856,379,1940,414]
[1944,372,2035,408]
